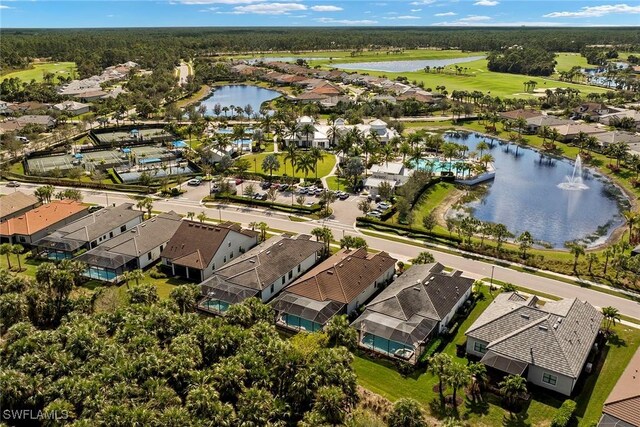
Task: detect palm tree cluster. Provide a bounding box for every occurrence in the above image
[0,266,360,425]
[428,353,489,412]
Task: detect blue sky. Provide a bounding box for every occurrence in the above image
[1,1,639,28]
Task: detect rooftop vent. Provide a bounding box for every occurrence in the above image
[266,250,271,255]
[539,325,548,331]
[521,314,530,319]
[339,263,344,268]
[413,287,420,291]
[327,270,334,275]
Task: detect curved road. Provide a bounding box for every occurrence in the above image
[3,182,639,319]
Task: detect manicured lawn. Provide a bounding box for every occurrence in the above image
[353,285,640,426]
[241,151,336,180]
[0,252,44,277]
[2,62,76,82]
[322,57,610,99]
[325,175,350,191]
[555,52,590,72]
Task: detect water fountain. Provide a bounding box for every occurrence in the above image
[558,155,589,190]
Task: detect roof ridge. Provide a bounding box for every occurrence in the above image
[604,395,640,407]
[488,315,548,348]
[466,302,529,334]
[544,317,576,376]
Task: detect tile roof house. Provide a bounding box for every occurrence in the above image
[525,115,572,133]
[15,115,56,129]
[198,234,323,315]
[573,103,617,120]
[271,248,397,332]
[0,200,89,245]
[160,221,258,282]
[352,263,473,363]
[34,203,143,260]
[549,123,607,142]
[499,109,543,121]
[53,101,91,116]
[598,346,640,427]
[76,211,182,282]
[466,292,603,396]
[0,191,40,223]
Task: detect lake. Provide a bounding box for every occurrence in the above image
[200,85,282,117]
[332,56,486,72]
[446,132,627,248]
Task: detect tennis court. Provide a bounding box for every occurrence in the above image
[93,128,173,144]
[82,150,130,170]
[27,155,76,174]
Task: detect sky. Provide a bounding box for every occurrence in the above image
[1,0,639,28]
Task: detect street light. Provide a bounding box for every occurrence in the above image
[218,207,222,222]
[489,265,495,294]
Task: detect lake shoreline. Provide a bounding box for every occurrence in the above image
[441,128,630,251]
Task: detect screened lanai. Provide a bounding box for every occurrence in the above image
[271,293,345,332]
[352,311,438,363]
[198,276,259,315]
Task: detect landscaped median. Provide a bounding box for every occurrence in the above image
[204,194,322,215]
[1,171,156,194]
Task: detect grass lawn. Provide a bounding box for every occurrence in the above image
[353,284,640,426]
[392,181,456,227]
[321,57,610,99]
[554,53,590,72]
[325,175,350,191]
[0,252,44,277]
[2,62,76,82]
[241,151,336,179]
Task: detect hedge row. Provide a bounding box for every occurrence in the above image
[356,216,463,245]
[1,171,154,194]
[210,194,322,214]
[551,400,576,427]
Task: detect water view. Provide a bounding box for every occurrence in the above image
[247,57,323,64]
[446,133,627,248]
[201,85,282,117]
[333,55,486,72]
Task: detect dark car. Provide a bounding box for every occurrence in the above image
[88,205,104,213]
[261,181,271,190]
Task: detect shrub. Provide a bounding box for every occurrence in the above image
[149,267,167,279]
[551,399,577,427]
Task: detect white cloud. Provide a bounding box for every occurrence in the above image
[411,8,422,12]
[434,11,456,16]
[386,15,421,19]
[410,0,436,5]
[544,3,640,18]
[316,17,378,24]
[0,4,13,8]
[199,6,219,11]
[458,15,491,21]
[473,0,498,5]
[233,2,306,14]
[310,5,342,11]
[175,0,261,4]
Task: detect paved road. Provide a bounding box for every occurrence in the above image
[177,62,190,85]
[3,181,640,319]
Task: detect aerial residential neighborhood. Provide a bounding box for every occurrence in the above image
[1,13,639,427]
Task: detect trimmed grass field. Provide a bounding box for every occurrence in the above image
[2,62,76,82]
[241,151,336,180]
[353,285,640,426]
[325,175,350,191]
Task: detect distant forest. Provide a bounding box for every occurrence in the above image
[2,27,639,77]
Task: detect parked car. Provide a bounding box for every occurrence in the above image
[279,184,289,192]
[88,205,104,213]
[298,187,308,194]
[187,178,201,186]
[235,178,244,185]
[254,193,267,200]
[366,211,381,218]
[339,193,349,200]
[377,202,390,210]
[6,181,20,187]
[261,182,271,190]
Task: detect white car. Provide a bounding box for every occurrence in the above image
[187,178,201,186]
[6,181,20,187]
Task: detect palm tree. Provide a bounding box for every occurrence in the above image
[258,222,268,242]
[428,353,452,403]
[0,243,13,270]
[326,124,340,147]
[283,143,299,177]
[586,253,599,273]
[479,154,494,169]
[468,362,488,402]
[300,122,315,148]
[566,242,586,272]
[123,269,145,289]
[476,141,489,157]
[261,154,280,180]
[447,363,471,411]
[602,306,621,333]
[296,153,315,182]
[309,147,324,180]
[498,374,527,412]
[11,244,23,272]
[623,210,639,243]
[186,212,195,221]
[197,211,207,223]
[362,134,379,174]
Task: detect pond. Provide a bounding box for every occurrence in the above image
[445,132,628,248]
[200,85,282,117]
[332,55,486,72]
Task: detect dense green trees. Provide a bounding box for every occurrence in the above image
[487,47,556,76]
[0,269,359,425]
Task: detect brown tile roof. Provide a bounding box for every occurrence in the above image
[499,109,543,120]
[0,200,87,236]
[161,221,257,270]
[602,346,640,426]
[283,248,397,304]
[0,191,39,220]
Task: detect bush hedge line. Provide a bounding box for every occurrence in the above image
[1,171,154,194]
[551,400,577,427]
[356,216,463,245]
[208,194,322,214]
